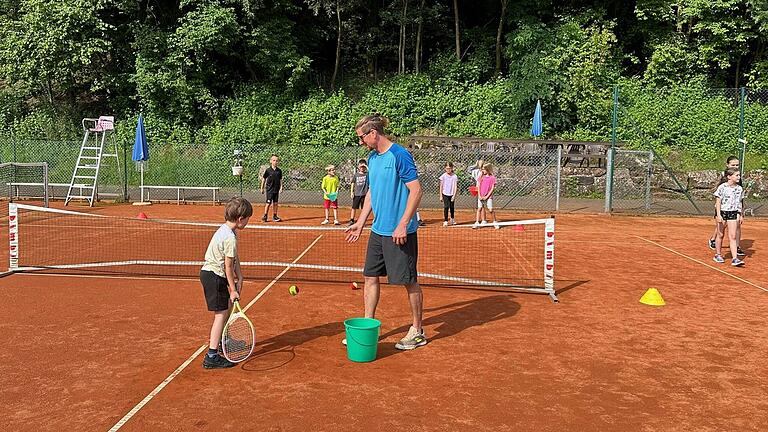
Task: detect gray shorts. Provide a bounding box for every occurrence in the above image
[363,232,418,285]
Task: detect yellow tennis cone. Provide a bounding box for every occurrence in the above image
[639,288,665,306]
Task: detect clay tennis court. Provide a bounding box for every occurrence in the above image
[1,201,766,431]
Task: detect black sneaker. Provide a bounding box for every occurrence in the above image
[708,239,716,250]
[203,353,236,369]
[348,219,355,226]
[737,247,746,256]
[261,215,268,223]
[418,220,426,227]
[273,215,282,222]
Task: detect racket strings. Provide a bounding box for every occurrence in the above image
[222,316,254,362]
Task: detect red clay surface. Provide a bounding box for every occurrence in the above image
[1,200,766,431]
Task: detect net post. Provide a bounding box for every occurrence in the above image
[9,203,18,271]
[555,146,562,211]
[605,85,618,213]
[544,217,557,302]
[43,162,49,208]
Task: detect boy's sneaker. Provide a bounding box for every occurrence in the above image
[713,254,725,263]
[348,219,355,226]
[203,353,236,369]
[321,219,329,225]
[394,326,427,350]
[342,338,347,346]
[334,220,340,225]
[272,215,282,222]
[737,247,746,256]
[708,238,716,250]
[731,258,745,267]
[442,221,449,227]
[261,215,268,222]
[494,222,501,230]
[472,222,480,229]
[480,220,488,226]
[418,220,426,227]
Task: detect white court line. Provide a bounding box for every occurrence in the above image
[107,234,324,432]
[635,235,767,293]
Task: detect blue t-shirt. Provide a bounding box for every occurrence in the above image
[367,143,419,236]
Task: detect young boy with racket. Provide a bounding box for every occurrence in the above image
[199,197,253,369]
[321,164,341,225]
[349,160,369,225]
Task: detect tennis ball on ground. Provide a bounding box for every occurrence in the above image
[288,285,299,296]
[350,282,359,290]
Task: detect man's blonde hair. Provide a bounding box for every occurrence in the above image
[224,197,253,222]
[355,113,389,134]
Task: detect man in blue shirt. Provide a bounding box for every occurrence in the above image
[346,113,426,350]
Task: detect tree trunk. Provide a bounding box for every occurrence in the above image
[415,0,425,73]
[330,0,342,91]
[399,0,408,74]
[495,0,507,76]
[735,54,742,89]
[453,0,461,60]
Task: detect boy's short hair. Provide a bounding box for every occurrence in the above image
[224,197,253,222]
[326,164,336,171]
[358,159,367,165]
[726,155,739,164]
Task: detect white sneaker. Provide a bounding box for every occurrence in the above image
[321,219,329,225]
[480,220,488,226]
[494,222,500,230]
[394,326,428,350]
[342,338,347,346]
[472,222,480,229]
[450,219,456,225]
[442,221,449,227]
[334,220,340,225]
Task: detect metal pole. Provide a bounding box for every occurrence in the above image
[123,140,128,201]
[645,151,653,210]
[555,146,561,211]
[605,85,618,213]
[739,87,746,171]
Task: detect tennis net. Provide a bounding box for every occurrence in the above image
[8,203,556,299]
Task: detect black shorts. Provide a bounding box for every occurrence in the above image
[266,191,279,203]
[200,270,230,311]
[352,195,365,209]
[363,232,418,285]
[720,210,739,221]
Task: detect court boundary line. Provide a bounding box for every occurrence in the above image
[635,235,767,293]
[107,234,324,432]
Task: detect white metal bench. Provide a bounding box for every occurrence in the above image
[140,185,220,205]
[7,182,89,199]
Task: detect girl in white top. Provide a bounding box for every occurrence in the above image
[439,162,458,226]
[713,167,745,266]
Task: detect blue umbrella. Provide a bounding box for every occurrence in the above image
[132,115,149,162]
[132,115,149,203]
[530,100,543,137]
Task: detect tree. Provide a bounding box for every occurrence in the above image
[452,0,461,60]
[495,0,508,76]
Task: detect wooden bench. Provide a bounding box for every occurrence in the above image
[141,185,220,205]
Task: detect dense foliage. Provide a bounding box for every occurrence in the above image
[2,0,768,159]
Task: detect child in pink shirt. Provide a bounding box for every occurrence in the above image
[473,163,499,229]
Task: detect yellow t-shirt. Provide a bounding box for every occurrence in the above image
[322,175,339,200]
[201,224,237,277]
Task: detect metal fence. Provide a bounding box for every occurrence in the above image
[0,135,766,216]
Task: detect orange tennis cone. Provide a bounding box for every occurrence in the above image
[639,288,665,306]
[514,224,525,232]
[137,212,148,220]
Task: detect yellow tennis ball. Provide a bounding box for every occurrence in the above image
[289,285,299,296]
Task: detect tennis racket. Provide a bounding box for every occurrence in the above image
[221,299,255,363]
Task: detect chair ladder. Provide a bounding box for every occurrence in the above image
[65,117,119,206]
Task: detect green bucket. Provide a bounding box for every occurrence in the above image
[344,318,381,363]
